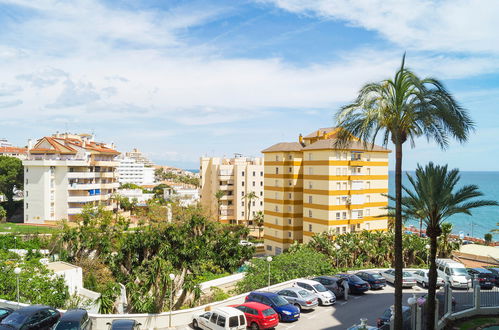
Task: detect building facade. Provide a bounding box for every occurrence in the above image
[200,157,264,225]
[117,156,155,186]
[0,139,28,160]
[262,127,390,255]
[125,148,154,167]
[23,133,120,223]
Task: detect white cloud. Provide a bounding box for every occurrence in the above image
[258,0,499,54]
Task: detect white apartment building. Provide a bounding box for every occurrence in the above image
[117,156,155,186]
[23,133,120,223]
[200,156,264,225]
[164,184,200,207]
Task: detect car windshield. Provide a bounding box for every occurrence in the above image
[298,290,312,298]
[1,313,28,326]
[262,308,276,317]
[371,274,384,279]
[402,272,413,277]
[313,284,328,292]
[54,321,80,330]
[451,268,468,276]
[271,295,290,307]
[348,275,362,282]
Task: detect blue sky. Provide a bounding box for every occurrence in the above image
[1,0,499,170]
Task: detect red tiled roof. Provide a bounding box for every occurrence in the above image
[0,146,27,154]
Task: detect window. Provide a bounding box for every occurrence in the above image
[308,167,313,175]
[288,193,292,199]
[26,168,29,173]
[252,181,255,187]
[308,153,312,161]
[308,196,312,203]
[275,167,279,174]
[366,195,371,203]
[288,154,292,160]
[241,192,244,196]
[274,206,279,212]
[274,192,278,199]
[342,226,347,233]
[210,313,218,323]
[366,181,371,189]
[343,182,347,190]
[229,316,239,327]
[26,178,28,184]
[260,201,263,206]
[228,201,233,205]
[242,171,245,176]
[26,191,28,197]
[260,191,263,196]
[241,211,244,216]
[288,218,292,224]
[365,209,370,216]
[216,315,226,327]
[275,155,279,161]
[308,224,312,232]
[267,245,273,251]
[287,206,291,212]
[260,181,263,186]
[253,201,255,207]
[26,203,28,209]
[260,171,263,176]
[289,167,292,173]
[308,181,313,189]
[336,212,340,220]
[241,201,244,206]
[308,210,312,217]
[242,181,245,186]
[342,212,347,219]
[253,171,256,176]
[336,182,341,190]
[288,180,292,186]
[367,168,371,175]
[288,232,292,238]
[275,218,278,225]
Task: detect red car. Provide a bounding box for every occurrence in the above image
[229,302,279,329]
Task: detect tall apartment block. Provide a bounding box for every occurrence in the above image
[262,127,390,255]
[23,133,120,223]
[200,157,264,225]
[117,155,155,186]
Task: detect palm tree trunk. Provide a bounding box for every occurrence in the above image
[394,141,404,330]
[419,218,422,237]
[426,233,438,330]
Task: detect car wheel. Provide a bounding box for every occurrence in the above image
[250,322,260,330]
[424,281,427,288]
[318,298,323,306]
[192,319,199,329]
[294,303,301,311]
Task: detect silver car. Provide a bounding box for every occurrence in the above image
[381,269,417,288]
[412,269,445,288]
[276,287,319,311]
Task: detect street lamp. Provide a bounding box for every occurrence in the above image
[266,256,272,291]
[14,267,21,306]
[169,273,175,329]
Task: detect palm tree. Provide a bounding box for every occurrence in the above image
[400,163,497,330]
[254,211,265,239]
[335,54,473,329]
[214,190,225,223]
[245,191,258,226]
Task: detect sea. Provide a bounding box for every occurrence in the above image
[389,171,499,239]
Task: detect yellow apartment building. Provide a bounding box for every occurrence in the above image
[262,127,390,255]
[200,156,264,225]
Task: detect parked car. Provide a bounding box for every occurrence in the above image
[245,291,300,322]
[276,287,319,311]
[107,319,141,330]
[485,267,499,286]
[238,240,254,246]
[354,271,387,290]
[381,269,417,288]
[230,302,279,330]
[312,276,344,298]
[0,308,13,323]
[436,258,471,289]
[411,269,445,288]
[0,305,60,330]
[335,274,370,294]
[294,279,336,305]
[467,268,496,289]
[192,307,246,330]
[54,309,91,330]
[376,305,411,329]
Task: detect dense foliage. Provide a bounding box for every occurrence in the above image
[0,250,68,307]
[236,246,334,293]
[0,156,23,216]
[154,168,200,187]
[57,205,254,313]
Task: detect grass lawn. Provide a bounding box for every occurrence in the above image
[451,316,499,330]
[0,222,60,234]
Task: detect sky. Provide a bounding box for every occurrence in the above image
[1,0,498,170]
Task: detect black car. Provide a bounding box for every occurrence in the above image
[0,305,60,330]
[467,268,496,289]
[107,319,142,330]
[376,305,411,329]
[312,276,344,299]
[485,267,499,286]
[335,274,370,294]
[54,309,90,330]
[0,308,13,323]
[355,271,387,290]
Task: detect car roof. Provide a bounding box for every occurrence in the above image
[251,291,278,297]
[280,286,307,293]
[60,309,87,321]
[315,275,338,280]
[112,319,137,325]
[238,302,275,311]
[14,305,52,315]
[471,268,492,273]
[212,307,244,316]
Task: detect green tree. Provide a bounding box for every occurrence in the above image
[236,246,333,293]
[335,55,473,329]
[0,206,6,221]
[400,163,497,330]
[153,183,170,199]
[119,183,142,190]
[438,222,460,257]
[254,211,265,239]
[0,156,23,213]
[214,190,225,223]
[245,191,258,225]
[484,233,493,244]
[0,250,69,307]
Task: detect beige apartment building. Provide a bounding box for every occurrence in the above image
[23,133,120,223]
[200,156,264,225]
[262,127,390,255]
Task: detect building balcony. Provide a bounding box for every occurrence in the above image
[68,183,101,190]
[101,182,119,189]
[91,160,120,167]
[67,172,100,179]
[100,172,116,178]
[67,207,83,215]
[67,195,102,203]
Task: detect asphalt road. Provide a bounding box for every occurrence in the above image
[274,284,422,330]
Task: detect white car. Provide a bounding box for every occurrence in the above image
[412,269,445,288]
[381,269,417,288]
[238,240,254,246]
[192,307,246,330]
[294,279,336,305]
